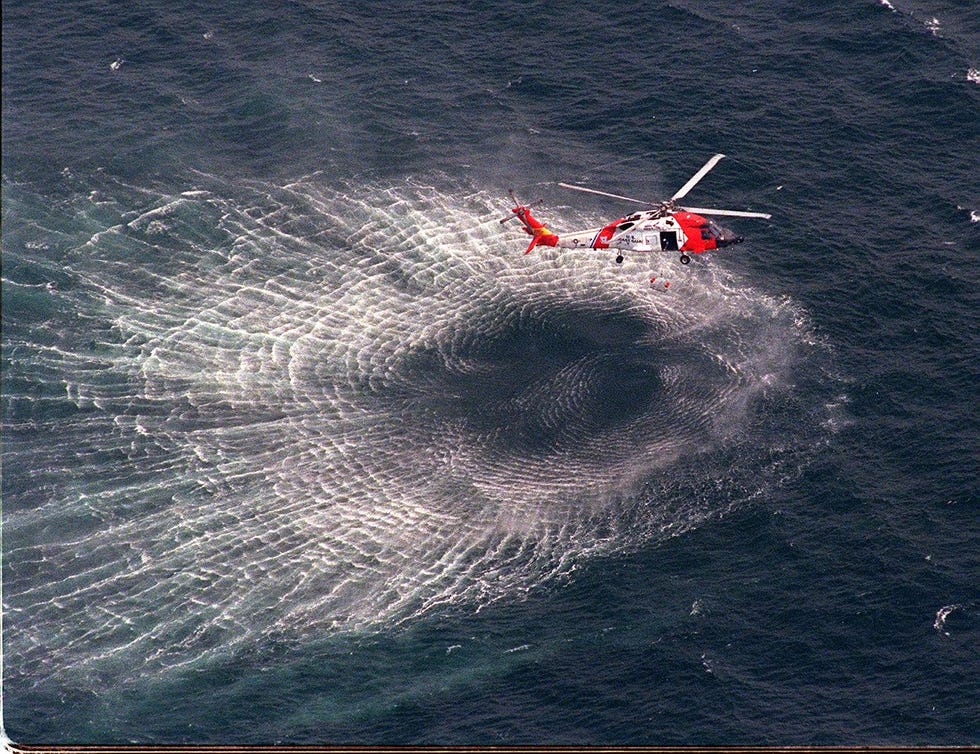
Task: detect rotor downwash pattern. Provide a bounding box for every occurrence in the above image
[3,174,840,683]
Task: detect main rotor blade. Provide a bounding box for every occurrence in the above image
[558,182,650,205]
[681,206,772,219]
[670,153,726,201]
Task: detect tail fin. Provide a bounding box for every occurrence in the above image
[500,193,559,254]
[510,205,559,254]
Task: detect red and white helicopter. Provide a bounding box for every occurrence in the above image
[501,154,770,283]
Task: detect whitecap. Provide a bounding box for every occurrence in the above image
[933,604,959,635]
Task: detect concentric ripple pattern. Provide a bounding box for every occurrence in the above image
[2,173,842,683]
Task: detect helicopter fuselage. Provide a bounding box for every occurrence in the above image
[557,209,742,255]
[503,154,768,262]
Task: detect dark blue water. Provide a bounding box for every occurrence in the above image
[3,0,978,745]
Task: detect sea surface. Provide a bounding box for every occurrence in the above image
[2,0,978,745]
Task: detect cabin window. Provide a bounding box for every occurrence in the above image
[659,231,679,251]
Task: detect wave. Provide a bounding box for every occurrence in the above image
[2,171,842,684]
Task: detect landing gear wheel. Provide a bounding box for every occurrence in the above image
[615,255,624,264]
[679,254,691,265]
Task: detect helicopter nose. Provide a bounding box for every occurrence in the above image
[715,233,744,248]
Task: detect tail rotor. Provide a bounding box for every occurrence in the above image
[498,190,543,223]
[500,190,558,254]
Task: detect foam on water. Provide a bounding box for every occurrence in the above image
[933,604,959,636]
[3,172,840,686]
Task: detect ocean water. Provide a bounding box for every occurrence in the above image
[2,0,977,745]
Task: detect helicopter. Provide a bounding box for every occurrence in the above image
[500,154,770,270]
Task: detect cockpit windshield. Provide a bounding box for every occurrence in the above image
[699,219,729,240]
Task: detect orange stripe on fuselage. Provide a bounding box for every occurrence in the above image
[590,218,623,249]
